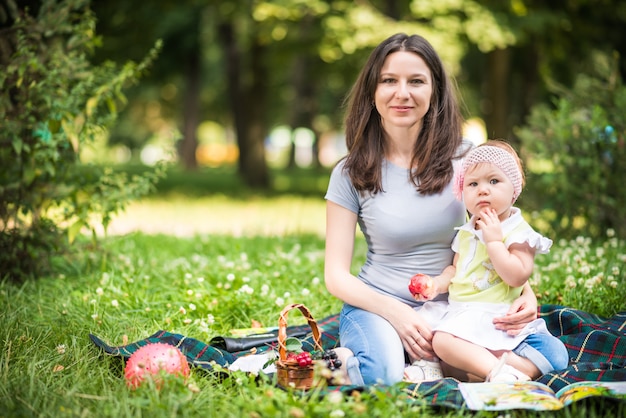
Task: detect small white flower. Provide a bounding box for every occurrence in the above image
[261,284,270,296]
[207,314,215,325]
[238,285,254,295]
[327,391,344,404]
[179,306,187,315]
[283,292,291,298]
[96,288,104,296]
[185,273,193,279]
[275,297,285,306]
[312,277,320,285]
[111,300,119,308]
[197,277,205,283]
[189,303,197,311]
[227,273,235,281]
[56,344,66,354]
[301,288,310,296]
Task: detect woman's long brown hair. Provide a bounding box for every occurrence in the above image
[342,33,465,195]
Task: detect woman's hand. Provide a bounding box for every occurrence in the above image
[493,283,538,335]
[389,304,437,361]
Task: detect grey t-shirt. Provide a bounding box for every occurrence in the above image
[325,156,467,307]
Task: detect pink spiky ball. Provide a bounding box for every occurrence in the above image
[124,343,190,389]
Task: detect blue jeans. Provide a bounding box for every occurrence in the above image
[339,304,406,385]
[340,304,570,385]
[513,332,569,375]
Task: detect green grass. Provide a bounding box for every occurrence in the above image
[1,166,625,417]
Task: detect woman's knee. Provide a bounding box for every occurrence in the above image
[339,306,405,385]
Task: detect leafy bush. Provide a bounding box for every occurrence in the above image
[516,53,625,240]
[0,0,162,280]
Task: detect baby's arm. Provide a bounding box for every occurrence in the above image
[478,208,535,287]
[409,254,458,301]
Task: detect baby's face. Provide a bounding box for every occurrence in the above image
[462,162,515,221]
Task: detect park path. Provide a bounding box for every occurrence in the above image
[98,198,326,237]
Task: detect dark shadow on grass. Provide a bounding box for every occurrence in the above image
[113,164,332,199]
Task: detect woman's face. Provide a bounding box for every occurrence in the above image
[374,51,433,133]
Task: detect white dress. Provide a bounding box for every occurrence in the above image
[421,208,553,350]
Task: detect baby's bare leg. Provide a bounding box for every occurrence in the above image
[433,332,500,380]
[499,350,541,379]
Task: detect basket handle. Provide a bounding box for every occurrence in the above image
[278,303,322,361]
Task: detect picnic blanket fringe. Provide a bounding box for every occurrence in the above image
[89,304,626,409]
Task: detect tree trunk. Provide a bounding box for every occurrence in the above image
[287,15,321,169]
[218,21,269,188]
[242,36,269,187]
[519,44,540,132]
[179,40,201,170]
[287,53,319,169]
[484,48,511,141]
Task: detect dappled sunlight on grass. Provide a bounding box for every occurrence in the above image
[101,195,327,237]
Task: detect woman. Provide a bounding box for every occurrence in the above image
[324,33,538,385]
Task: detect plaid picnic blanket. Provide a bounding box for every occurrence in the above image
[89,304,626,409]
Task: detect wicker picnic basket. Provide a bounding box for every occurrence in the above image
[275,303,323,390]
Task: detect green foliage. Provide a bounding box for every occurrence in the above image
[517,53,626,239]
[533,235,626,314]
[0,0,162,280]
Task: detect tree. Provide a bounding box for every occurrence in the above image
[0,0,161,279]
[517,55,626,239]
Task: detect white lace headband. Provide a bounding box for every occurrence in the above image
[454,146,523,201]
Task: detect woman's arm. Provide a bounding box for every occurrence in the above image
[324,201,436,359]
[492,281,538,335]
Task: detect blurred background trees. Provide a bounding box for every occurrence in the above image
[87,0,626,239]
[1,0,625,279]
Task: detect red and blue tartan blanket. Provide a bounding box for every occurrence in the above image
[90,304,626,409]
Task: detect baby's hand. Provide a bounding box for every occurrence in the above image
[408,273,437,301]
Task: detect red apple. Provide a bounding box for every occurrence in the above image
[408,273,435,300]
